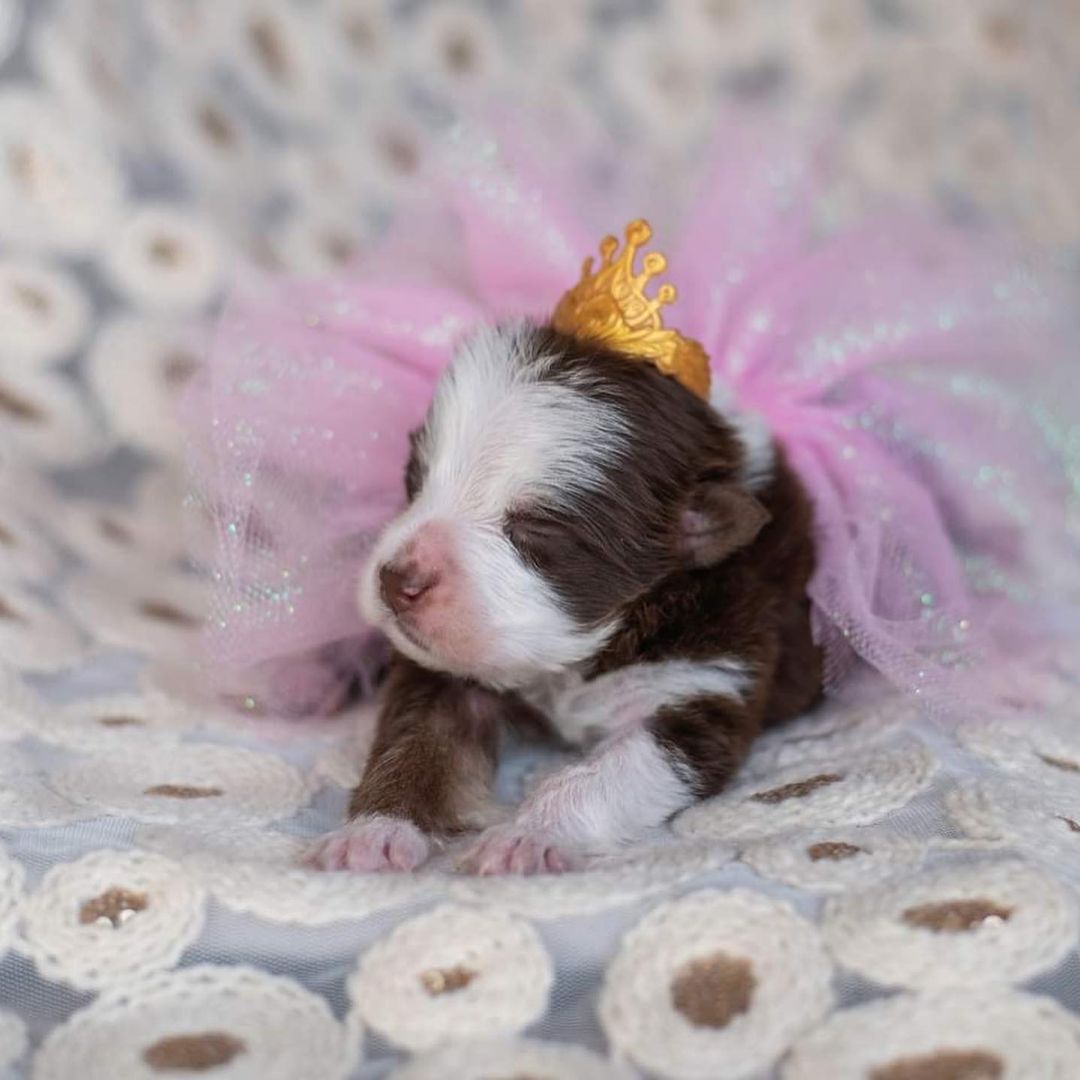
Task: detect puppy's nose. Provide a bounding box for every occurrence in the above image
[379,561,438,616]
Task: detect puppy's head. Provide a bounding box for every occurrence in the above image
[359,321,770,688]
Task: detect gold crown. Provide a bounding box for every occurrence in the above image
[551,218,711,399]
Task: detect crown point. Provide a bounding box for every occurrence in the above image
[642,252,667,277]
[625,219,652,245]
[657,283,677,304]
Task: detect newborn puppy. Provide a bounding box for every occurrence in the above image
[308,321,821,874]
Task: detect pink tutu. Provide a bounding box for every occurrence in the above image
[185,117,1080,717]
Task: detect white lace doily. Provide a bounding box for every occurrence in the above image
[822,858,1080,990]
[782,989,1080,1079]
[348,904,554,1052]
[675,738,937,843]
[600,889,834,1079]
[17,848,205,991]
[33,965,352,1080]
[48,742,308,826]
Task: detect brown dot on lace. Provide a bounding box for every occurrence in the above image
[139,600,201,628]
[420,965,477,996]
[97,714,145,728]
[752,773,844,804]
[902,899,1013,933]
[248,18,291,84]
[670,952,755,1029]
[11,281,51,315]
[871,1048,1003,1080]
[143,1033,246,1072]
[1039,753,1080,774]
[79,887,148,927]
[144,784,224,800]
[0,382,46,423]
[807,841,863,862]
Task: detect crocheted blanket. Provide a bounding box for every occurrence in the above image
[2,2,1079,1077]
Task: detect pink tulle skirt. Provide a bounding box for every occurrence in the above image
[184,115,1080,718]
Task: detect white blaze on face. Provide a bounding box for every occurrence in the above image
[359,322,626,688]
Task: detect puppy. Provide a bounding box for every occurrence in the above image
[308,320,821,874]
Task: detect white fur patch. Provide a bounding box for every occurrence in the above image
[527,657,748,746]
[359,322,625,687]
[729,410,775,491]
[509,728,695,851]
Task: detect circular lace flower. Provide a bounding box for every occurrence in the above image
[270,208,372,275]
[782,988,1080,1080]
[390,1038,633,1080]
[934,2,1038,87]
[349,904,553,1051]
[320,0,401,86]
[49,742,308,827]
[600,889,833,1080]
[0,367,103,467]
[354,107,431,204]
[0,842,25,959]
[845,41,964,202]
[947,777,1080,871]
[0,89,124,254]
[59,498,187,576]
[34,965,351,1080]
[224,0,335,123]
[668,0,782,71]
[449,838,734,919]
[744,695,920,776]
[674,739,937,843]
[27,12,134,146]
[35,691,202,752]
[510,0,593,61]
[410,1,507,102]
[959,715,1080,795]
[86,315,206,459]
[154,83,257,191]
[741,827,927,893]
[823,859,1079,990]
[0,583,86,672]
[102,204,226,313]
[0,1010,26,1074]
[789,0,878,96]
[0,258,90,368]
[17,849,205,991]
[63,567,209,660]
[602,23,717,148]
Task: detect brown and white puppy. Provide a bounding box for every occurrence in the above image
[308,321,822,874]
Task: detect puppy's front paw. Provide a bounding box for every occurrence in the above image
[304,814,431,872]
[459,824,581,876]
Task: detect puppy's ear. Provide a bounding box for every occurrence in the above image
[679,480,770,567]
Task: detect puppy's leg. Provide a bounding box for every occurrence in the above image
[307,658,502,872]
[462,658,760,875]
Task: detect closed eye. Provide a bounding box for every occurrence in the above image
[503,508,590,570]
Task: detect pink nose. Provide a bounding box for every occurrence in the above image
[379,561,438,616]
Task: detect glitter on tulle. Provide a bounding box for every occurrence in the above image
[184,116,1080,716]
